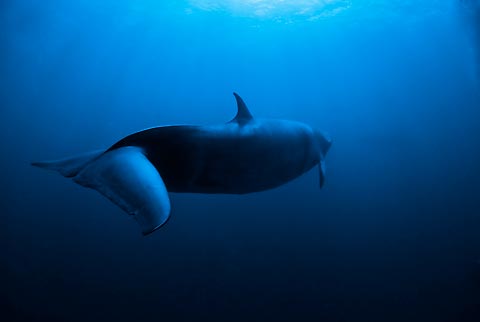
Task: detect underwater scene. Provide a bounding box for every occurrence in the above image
[2,0,480,321]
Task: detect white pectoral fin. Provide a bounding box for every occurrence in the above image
[73,147,171,235]
[319,157,326,189]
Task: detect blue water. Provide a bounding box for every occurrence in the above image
[2,1,480,321]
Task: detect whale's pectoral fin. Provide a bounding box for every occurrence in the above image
[73,147,171,235]
[319,157,326,189]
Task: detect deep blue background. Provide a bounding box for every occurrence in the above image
[2,1,480,321]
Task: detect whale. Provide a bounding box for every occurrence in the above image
[32,93,332,235]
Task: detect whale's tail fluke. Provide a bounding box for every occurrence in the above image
[32,147,171,235]
[31,150,104,178]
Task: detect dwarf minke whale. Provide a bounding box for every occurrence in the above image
[32,93,332,235]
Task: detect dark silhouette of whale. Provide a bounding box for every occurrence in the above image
[32,93,332,235]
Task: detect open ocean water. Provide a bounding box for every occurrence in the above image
[1,1,480,321]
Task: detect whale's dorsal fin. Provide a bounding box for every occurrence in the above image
[230,92,253,124]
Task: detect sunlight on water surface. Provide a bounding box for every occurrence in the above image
[188,0,351,21]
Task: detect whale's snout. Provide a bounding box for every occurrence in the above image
[314,130,332,157]
[323,133,332,154]
[314,129,331,188]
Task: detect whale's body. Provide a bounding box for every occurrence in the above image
[33,93,332,235]
[110,120,322,194]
